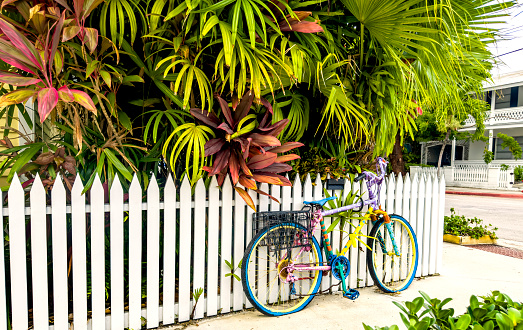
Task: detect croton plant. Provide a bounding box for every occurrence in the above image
[191,92,302,210]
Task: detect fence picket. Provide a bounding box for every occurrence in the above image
[51,176,68,330]
[71,175,87,330]
[194,180,206,318]
[429,175,439,275]
[146,176,160,327]
[220,178,233,314]
[422,175,432,276]
[383,175,395,285]
[302,175,313,293]
[393,174,403,282]
[244,188,257,308]
[233,186,246,311]
[110,177,124,329]
[128,175,143,329]
[268,184,281,304]
[357,177,368,288]
[178,177,192,322]
[30,175,49,330]
[416,175,425,278]
[401,174,412,281]
[348,178,359,289]
[257,183,269,305]
[437,176,446,273]
[207,177,220,316]
[91,175,105,330]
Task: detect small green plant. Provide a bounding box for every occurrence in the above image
[323,188,364,233]
[500,164,509,171]
[483,149,494,164]
[514,166,523,182]
[444,208,497,239]
[191,288,204,320]
[224,259,242,282]
[363,291,523,330]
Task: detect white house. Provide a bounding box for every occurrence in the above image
[416,70,523,189]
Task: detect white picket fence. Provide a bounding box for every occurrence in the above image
[1,172,445,330]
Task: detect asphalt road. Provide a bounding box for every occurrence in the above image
[444,194,523,242]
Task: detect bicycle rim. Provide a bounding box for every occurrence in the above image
[241,223,322,316]
[367,215,418,292]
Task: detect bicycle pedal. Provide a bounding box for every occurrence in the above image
[290,283,296,295]
[343,289,360,300]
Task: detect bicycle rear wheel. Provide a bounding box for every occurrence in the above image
[241,223,322,316]
[366,214,418,292]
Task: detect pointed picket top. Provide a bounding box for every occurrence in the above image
[194,177,206,198]
[303,173,312,200]
[397,172,403,184]
[110,175,123,197]
[92,173,103,192]
[71,173,84,195]
[303,173,312,189]
[313,174,323,198]
[164,174,176,200]
[129,173,141,193]
[222,174,232,191]
[180,175,191,195]
[293,173,301,186]
[395,172,404,216]
[147,173,159,196]
[52,173,66,197]
[342,175,351,199]
[30,173,45,196]
[8,172,22,194]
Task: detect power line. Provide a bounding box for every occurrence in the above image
[495,47,523,57]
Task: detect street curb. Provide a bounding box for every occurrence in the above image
[445,190,523,199]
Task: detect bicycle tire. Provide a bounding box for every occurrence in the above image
[241,222,323,316]
[366,214,418,293]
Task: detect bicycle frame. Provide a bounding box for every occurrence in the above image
[285,158,400,280]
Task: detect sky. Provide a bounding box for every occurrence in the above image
[489,3,523,75]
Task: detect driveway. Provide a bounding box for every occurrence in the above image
[444,193,523,242]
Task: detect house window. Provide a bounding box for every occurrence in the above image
[495,88,512,109]
[495,136,523,160]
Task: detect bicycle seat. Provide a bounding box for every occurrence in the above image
[303,196,337,206]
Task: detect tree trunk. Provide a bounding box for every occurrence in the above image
[437,129,451,176]
[389,132,406,176]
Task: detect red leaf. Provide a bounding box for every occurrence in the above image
[258,119,289,137]
[234,91,254,124]
[267,142,304,154]
[247,152,277,170]
[204,138,226,157]
[252,172,291,186]
[215,94,234,128]
[234,137,252,159]
[260,163,292,173]
[58,85,74,102]
[217,122,234,134]
[238,156,252,176]
[70,89,96,113]
[249,133,281,147]
[234,186,256,211]
[37,87,59,122]
[0,70,41,86]
[229,151,240,185]
[279,19,324,33]
[49,12,65,72]
[259,110,270,128]
[275,154,300,163]
[209,148,230,175]
[239,175,257,190]
[256,96,273,114]
[0,18,42,69]
[0,44,38,74]
[254,188,280,203]
[190,108,220,128]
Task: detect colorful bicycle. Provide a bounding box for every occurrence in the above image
[241,157,419,316]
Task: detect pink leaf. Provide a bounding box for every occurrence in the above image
[49,12,65,73]
[0,88,36,107]
[70,89,97,113]
[0,18,43,69]
[0,71,41,86]
[37,87,59,122]
[58,85,74,102]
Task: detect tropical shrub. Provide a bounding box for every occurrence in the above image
[444,208,497,239]
[188,92,302,209]
[363,291,523,330]
[514,166,523,182]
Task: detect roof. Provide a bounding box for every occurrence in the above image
[483,70,523,90]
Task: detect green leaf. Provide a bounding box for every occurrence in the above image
[103,149,133,181]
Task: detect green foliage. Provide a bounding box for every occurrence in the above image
[444,208,497,239]
[497,133,522,160]
[224,259,242,282]
[363,291,523,330]
[190,287,204,320]
[323,188,364,234]
[514,166,523,182]
[500,164,509,171]
[483,149,494,165]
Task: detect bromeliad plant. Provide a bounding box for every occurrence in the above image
[190,92,302,210]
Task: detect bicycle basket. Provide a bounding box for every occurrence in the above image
[252,210,312,251]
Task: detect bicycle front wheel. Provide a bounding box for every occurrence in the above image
[241,223,323,316]
[367,214,418,293]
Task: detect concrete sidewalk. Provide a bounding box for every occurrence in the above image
[163,243,523,330]
[446,186,523,199]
